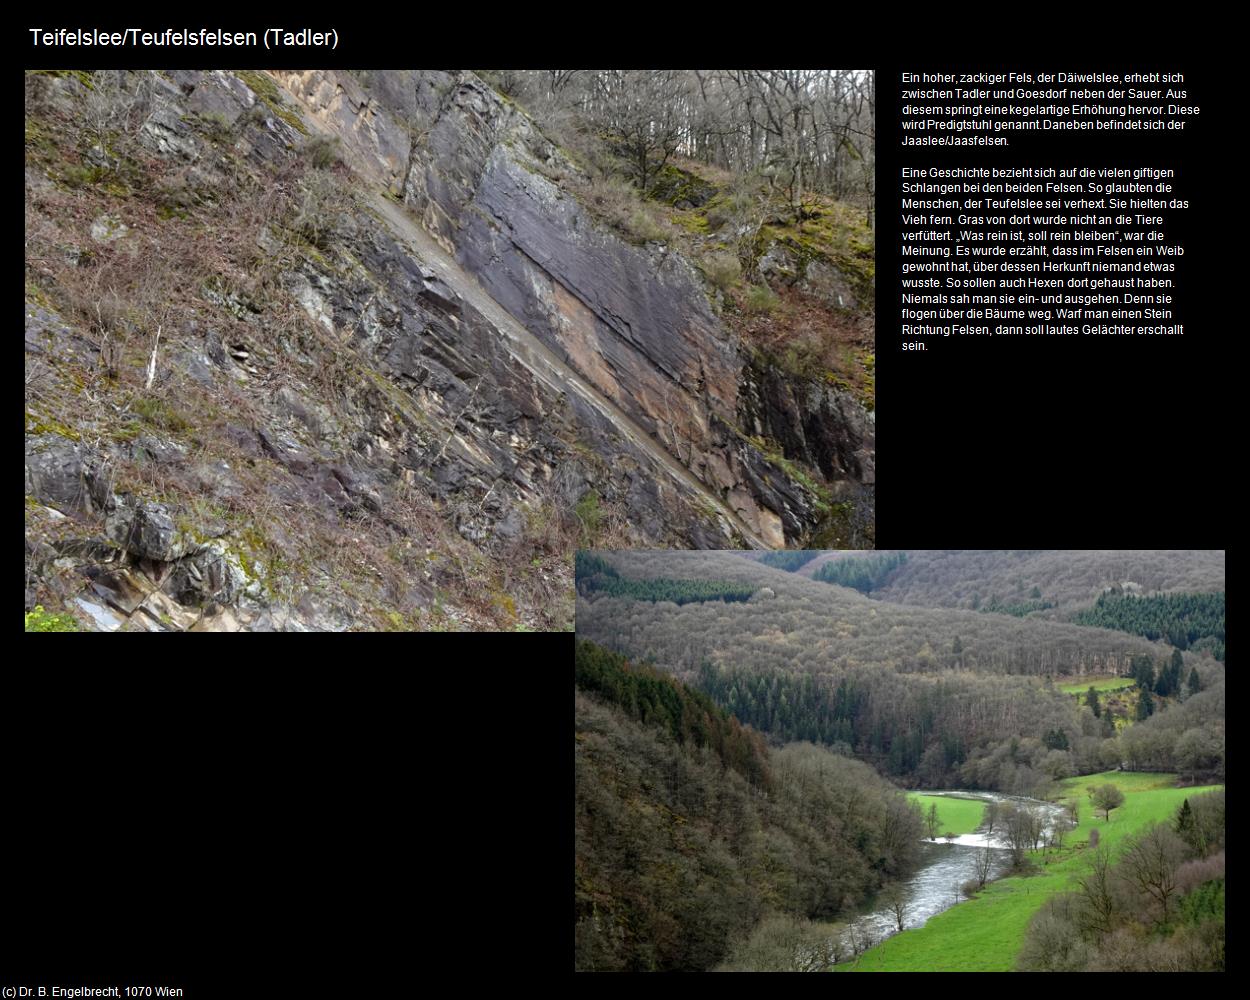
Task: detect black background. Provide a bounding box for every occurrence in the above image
[19,23,1223,987]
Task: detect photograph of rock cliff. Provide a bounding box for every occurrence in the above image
[25,70,875,631]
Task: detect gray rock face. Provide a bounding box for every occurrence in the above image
[458,149,739,440]
[166,543,246,606]
[26,69,877,632]
[90,214,129,243]
[267,70,877,547]
[25,303,82,358]
[377,73,860,545]
[739,360,875,487]
[758,240,863,314]
[105,499,188,562]
[26,434,91,512]
[800,259,859,314]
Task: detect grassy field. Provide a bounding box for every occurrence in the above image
[840,772,1222,972]
[907,793,986,836]
[1057,675,1136,695]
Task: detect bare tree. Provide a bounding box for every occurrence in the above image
[973,843,995,889]
[81,70,156,151]
[1027,807,1046,851]
[985,800,1001,836]
[924,802,941,840]
[843,920,877,966]
[1118,826,1186,925]
[1074,846,1118,937]
[503,69,876,224]
[1001,803,1034,868]
[882,886,908,933]
[1049,810,1069,852]
[588,70,688,193]
[717,914,848,972]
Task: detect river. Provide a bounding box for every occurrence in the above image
[844,790,1066,945]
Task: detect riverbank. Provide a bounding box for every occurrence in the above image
[907,792,985,836]
[837,772,1223,971]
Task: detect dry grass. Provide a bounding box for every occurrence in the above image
[25,74,588,630]
[728,284,875,405]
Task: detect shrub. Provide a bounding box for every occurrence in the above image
[1017,895,1093,971]
[780,333,827,376]
[626,208,667,244]
[291,170,351,249]
[584,175,637,217]
[155,174,198,218]
[575,490,603,546]
[701,253,740,292]
[707,189,758,231]
[81,71,154,146]
[61,163,108,189]
[25,605,79,632]
[960,879,980,898]
[131,395,191,433]
[200,111,233,143]
[303,135,341,170]
[744,283,779,315]
[578,176,668,245]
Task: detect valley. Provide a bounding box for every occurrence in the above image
[574,550,1225,972]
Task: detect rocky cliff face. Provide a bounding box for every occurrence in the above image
[278,69,874,547]
[24,68,874,631]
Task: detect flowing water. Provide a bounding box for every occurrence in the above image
[845,791,1066,944]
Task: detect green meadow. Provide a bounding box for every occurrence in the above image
[841,772,1222,972]
[1057,675,1136,695]
[907,793,986,836]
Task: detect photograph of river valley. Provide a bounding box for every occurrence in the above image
[574,550,1225,971]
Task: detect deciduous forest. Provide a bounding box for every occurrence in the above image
[574,550,1225,972]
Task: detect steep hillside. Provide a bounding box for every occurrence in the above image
[576,640,923,972]
[24,70,875,631]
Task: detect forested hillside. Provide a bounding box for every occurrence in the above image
[755,550,821,572]
[575,641,922,971]
[811,550,906,592]
[579,551,1185,678]
[576,551,1225,794]
[1073,592,1225,660]
[863,550,1226,616]
[576,550,1225,973]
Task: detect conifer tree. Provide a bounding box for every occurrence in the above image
[1175,798,1193,838]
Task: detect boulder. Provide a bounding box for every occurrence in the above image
[105,499,188,562]
[26,434,90,512]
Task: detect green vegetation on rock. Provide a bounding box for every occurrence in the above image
[25,605,80,632]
